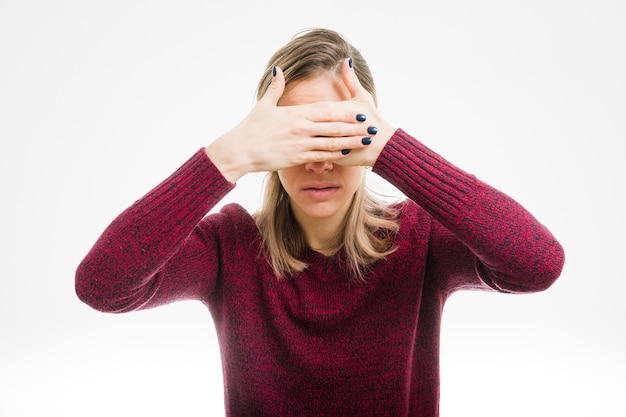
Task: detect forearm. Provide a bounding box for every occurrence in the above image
[75,149,235,312]
[374,129,564,291]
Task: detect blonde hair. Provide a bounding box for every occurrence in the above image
[254,28,399,280]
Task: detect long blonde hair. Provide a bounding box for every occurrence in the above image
[254,29,399,280]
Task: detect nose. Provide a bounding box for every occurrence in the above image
[304,160,333,174]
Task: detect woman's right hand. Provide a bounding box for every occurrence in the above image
[205,67,374,183]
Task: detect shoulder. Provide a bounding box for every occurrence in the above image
[395,200,461,250]
[195,202,264,269]
[387,199,433,253]
[395,199,430,233]
[200,203,258,236]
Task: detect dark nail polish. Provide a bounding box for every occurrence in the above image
[361,137,372,145]
[356,114,366,122]
[349,57,353,68]
[272,66,277,77]
[341,149,351,155]
[367,126,378,135]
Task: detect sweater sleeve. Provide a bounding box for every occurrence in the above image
[75,149,235,313]
[373,129,565,293]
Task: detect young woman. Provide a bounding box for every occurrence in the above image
[76,29,564,416]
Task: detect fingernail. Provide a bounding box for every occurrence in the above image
[361,137,372,145]
[367,126,378,135]
[348,57,353,68]
[272,66,277,77]
[341,149,351,155]
[356,114,366,122]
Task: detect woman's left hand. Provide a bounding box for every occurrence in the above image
[335,57,396,167]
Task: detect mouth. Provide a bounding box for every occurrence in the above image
[303,186,339,191]
[302,182,340,191]
[301,184,340,200]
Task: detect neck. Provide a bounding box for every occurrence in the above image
[294,212,345,256]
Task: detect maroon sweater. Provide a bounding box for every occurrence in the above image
[76,129,564,416]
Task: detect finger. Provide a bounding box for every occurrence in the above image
[301,101,369,124]
[341,57,368,100]
[307,121,374,139]
[302,149,353,163]
[259,66,285,107]
[302,135,374,152]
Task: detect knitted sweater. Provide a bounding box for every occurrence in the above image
[76,129,564,416]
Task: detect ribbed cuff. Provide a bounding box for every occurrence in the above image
[373,129,476,219]
[128,149,236,251]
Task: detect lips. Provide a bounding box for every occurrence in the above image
[302,182,340,191]
[301,183,340,200]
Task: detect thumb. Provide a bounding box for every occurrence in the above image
[341,57,367,100]
[260,66,285,106]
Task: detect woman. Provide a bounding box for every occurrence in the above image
[76,29,564,416]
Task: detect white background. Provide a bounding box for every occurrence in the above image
[1,0,624,415]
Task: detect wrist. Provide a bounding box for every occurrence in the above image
[205,135,248,183]
[367,123,395,166]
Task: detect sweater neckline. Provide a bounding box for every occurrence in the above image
[299,246,353,282]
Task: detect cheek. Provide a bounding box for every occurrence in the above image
[277,167,299,192]
[342,167,366,193]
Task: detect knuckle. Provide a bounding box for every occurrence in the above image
[311,151,324,162]
[326,137,338,150]
[290,121,308,137]
[319,109,332,121]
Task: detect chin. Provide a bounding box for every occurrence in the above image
[302,203,342,220]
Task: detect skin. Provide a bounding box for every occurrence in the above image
[277,74,368,251]
[206,58,396,253]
